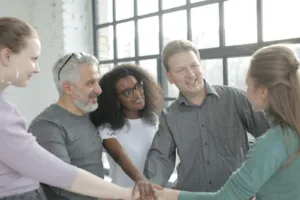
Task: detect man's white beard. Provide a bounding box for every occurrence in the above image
[73,98,98,113]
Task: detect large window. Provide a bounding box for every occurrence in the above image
[92,0,300,184]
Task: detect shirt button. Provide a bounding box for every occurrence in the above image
[205,142,208,146]
[209,181,212,185]
[207,160,210,165]
[202,124,204,127]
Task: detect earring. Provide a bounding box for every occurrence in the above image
[0,71,5,84]
[15,68,20,79]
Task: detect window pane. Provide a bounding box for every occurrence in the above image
[162,0,186,10]
[139,59,158,81]
[115,0,134,21]
[227,56,251,91]
[190,0,207,3]
[97,26,114,61]
[166,99,176,107]
[99,63,114,76]
[191,4,219,49]
[137,0,158,15]
[224,0,257,45]
[138,16,159,56]
[97,0,113,24]
[288,43,300,60]
[202,59,223,85]
[167,82,179,98]
[263,0,300,41]
[163,11,187,45]
[117,21,135,59]
[116,61,135,66]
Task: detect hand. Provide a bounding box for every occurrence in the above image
[152,184,163,190]
[132,180,161,200]
[249,196,256,200]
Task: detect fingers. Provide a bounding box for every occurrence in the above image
[148,183,157,200]
[152,184,163,190]
[137,182,145,200]
[135,181,158,200]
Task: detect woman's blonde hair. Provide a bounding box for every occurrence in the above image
[0,17,38,53]
[249,44,300,167]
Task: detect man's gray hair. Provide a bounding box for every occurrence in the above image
[52,52,99,95]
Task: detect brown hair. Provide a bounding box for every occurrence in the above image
[162,39,200,71]
[249,44,300,167]
[0,17,38,53]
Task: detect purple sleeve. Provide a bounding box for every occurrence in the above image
[0,103,78,188]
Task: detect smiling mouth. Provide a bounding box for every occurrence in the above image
[186,79,197,84]
[135,99,144,104]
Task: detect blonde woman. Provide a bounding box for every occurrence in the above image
[0,17,140,200]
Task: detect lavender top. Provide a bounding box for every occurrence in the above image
[0,93,78,198]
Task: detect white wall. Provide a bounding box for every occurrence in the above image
[0,0,93,122]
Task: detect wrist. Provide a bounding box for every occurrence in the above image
[120,188,132,200]
[135,175,147,182]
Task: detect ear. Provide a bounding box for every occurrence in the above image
[117,101,121,108]
[166,71,174,84]
[61,81,75,95]
[0,47,12,67]
[261,87,268,100]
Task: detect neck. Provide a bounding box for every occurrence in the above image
[123,110,140,119]
[183,87,206,106]
[57,95,84,116]
[0,82,8,92]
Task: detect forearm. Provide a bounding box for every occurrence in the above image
[156,189,180,200]
[66,168,131,199]
[119,157,147,182]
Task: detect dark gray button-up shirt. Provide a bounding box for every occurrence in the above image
[144,82,269,192]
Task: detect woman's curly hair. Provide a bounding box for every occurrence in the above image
[90,63,164,130]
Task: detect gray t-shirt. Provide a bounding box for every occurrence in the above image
[28,104,104,200]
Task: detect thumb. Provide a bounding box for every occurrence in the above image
[153,184,163,190]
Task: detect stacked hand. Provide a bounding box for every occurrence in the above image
[132,180,163,200]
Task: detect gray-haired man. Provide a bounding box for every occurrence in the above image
[28,52,103,200]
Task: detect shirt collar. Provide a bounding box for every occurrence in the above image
[177,79,219,106]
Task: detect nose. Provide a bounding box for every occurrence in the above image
[185,67,195,78]
[94,83,102,95]
[34,63,40,74]
[133,89,142,98]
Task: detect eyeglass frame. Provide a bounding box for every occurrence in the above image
[117,81,144,98]
[58,52,84,81]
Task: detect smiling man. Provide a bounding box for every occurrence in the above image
[144,40,269,199]
[28,52,104,200]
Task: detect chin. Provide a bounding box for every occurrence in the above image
[135,104,145,110]
[14,81,28,88]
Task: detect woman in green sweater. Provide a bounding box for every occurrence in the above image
[153,44,300,200]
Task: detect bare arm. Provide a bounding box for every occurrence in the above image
[0,104,133,200]
[155,189,180,200]
[104,138,147,182]
[66,168,131,200]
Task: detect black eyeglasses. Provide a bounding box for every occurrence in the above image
[118,81,144,98]
[58,52,84,80]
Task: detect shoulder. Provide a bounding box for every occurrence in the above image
[30,104,62,127]
[0,98,26,131]
[212,85,247,99]
[28,105,67,138]
[99,123,118,139]
[252,125,298,158]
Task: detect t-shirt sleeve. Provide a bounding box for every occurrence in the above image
[99,125,118,140]
[0,103,77,188]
